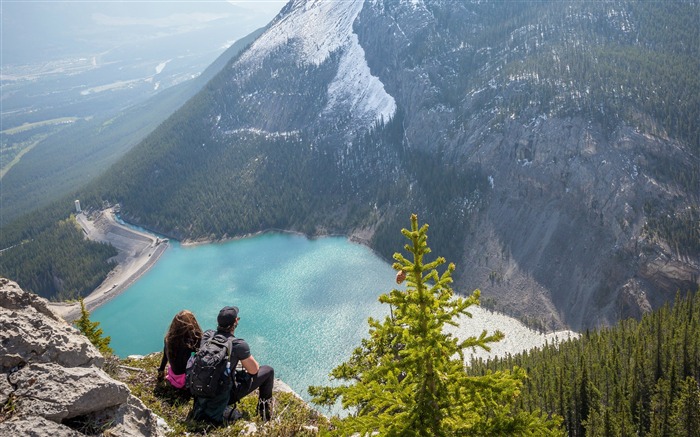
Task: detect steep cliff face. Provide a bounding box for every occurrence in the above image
[456,120,697,328]
[0,278,165,436]
[88,0,698,329]
[353,0,699,329]
[325,0,697,329]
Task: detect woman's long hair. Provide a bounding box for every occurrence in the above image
[165,310,203,360]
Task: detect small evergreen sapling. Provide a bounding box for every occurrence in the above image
[74,298,113,355]
[309,214,562,436]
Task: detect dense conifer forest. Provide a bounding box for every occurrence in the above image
[0,204,117,300]
[472,291,700,436]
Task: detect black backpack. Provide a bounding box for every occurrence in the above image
[186,330,236,398]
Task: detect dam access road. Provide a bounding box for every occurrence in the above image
[49,208,168,321]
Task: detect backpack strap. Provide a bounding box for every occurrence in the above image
[227,337,244,371]
[224,335,235,378]
[200,329,215,347]
[206,331,235,373]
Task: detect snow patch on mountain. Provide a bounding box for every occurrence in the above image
[323,31,397,127]
[240,0,363,66]
[239,0,395,126]
[401,0,426,10]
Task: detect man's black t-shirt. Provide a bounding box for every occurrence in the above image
[229,336,251,370]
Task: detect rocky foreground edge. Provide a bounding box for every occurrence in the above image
[0,277,168,436]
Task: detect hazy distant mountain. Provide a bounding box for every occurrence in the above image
[82,0,699,329]
[0,27,265,225]
[1,0,281,223]
[1,2,278,126]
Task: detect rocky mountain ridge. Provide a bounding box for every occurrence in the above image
[81,0,698,330]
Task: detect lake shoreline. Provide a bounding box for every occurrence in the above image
[49,208,169,322]
[49,208,382,322]
[58,210,579,400]
[180,227,376,250]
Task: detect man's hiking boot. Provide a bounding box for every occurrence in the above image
[223,405,243,425]
[257,398,274,422]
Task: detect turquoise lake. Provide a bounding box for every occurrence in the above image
[91,233,396,405]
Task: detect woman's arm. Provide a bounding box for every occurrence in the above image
[157,341,167,380]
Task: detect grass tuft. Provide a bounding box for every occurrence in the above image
[0,393,18,423]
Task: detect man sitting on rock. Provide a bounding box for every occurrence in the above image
[190,306,275,424]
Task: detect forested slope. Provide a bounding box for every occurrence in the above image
[473,291,700,436]
[0,211,117,300]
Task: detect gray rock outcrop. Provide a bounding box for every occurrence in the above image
[0,415,83,437]
[0,278,165,436]
[1,279,104,371]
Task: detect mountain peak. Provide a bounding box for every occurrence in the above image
[237,0,395,132]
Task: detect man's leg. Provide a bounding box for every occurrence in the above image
[255,366,274,421]
[229,365,275,404]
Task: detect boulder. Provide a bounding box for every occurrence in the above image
[88,394,169,437]
[0,278,62,321]
[0,415,83,436]
[10,362,130,421]
[0,279,104,371]
[0,278,165,436]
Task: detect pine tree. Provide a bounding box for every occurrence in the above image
[74,298,113,355]
[669,377,700,437]
[309,214,562,436]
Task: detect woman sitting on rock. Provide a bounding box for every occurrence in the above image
[157,310,203,389]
